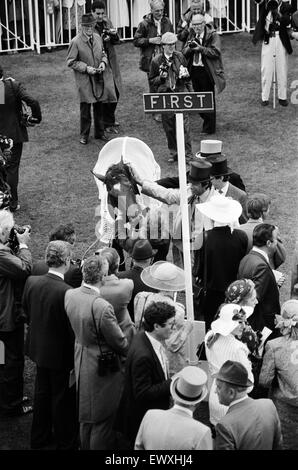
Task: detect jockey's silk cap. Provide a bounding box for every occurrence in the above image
[161,32,177,44]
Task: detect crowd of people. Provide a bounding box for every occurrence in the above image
[0,0,298,454]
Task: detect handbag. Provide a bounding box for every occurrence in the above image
[90,298,120,376]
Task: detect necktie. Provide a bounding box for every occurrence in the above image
[89,36,93,47]
[160,345,169,379]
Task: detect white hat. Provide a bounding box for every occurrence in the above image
[161,32,178,44]
[141,261,185,292]
[196,140,222,159]
[170,366,208,405]
[211,304,243,336]
[197,195,242,224]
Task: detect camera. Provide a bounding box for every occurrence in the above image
[97,350,119,376]
[0,135,12,153]
[188,38,199,48]
[102,27,111,41]
[8,224,31,253]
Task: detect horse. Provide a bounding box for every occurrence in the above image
[92,158,170,265]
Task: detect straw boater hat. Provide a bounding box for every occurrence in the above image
[211,304,243,336]
[216,360,253,388]
[170,366,208,406]
[141,261,185,291]
[197,194,242,224]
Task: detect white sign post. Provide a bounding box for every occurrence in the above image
[144,92,215,366]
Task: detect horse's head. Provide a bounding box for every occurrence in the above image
[92,158,142,220]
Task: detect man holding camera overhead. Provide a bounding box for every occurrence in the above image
[67,13,112,145]
[182,13,225,134]
[253,0,296,107]
[0,65,41,212]
[0,209,32,417]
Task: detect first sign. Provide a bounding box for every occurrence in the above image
[143,92,214,113]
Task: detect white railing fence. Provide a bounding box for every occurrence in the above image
[0,0,296,54]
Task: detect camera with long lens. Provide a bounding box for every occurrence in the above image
[0,135,12,163]
[8,224,31,253]
[97,350,119,376]
[188,37,200,48]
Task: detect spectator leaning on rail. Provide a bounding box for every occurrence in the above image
[0,209,32,417]
[0,64,41,212]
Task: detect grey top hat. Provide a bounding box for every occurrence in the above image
[170,366,208,406]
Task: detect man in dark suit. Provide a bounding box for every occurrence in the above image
[209,156,248,224]
[32,223,82,288]
[22,241,77,450]
[0,65,41,212]
[118,240,157,322]
[215,360,282,450]
[116,300,175,448]
[238,223,281,332]
[182,13,225,134]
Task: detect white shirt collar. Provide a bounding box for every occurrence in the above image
[229,395,248,409]
[48,269,64,280]
[82,282,100,294]
[252,246,269,264]
[164,53,173,61]
[145,331,163,351]
[216,181,229,196]
[173,404,193,417]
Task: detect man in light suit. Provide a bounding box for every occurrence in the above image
[209,156,248,224]
[65,255,129,450]
[238,223,281,332]
[116,300,175,448]
[23,241,77,450]
[215,360,282,450]
[135,365,213,450]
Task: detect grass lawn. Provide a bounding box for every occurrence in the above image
[0,32,297,449]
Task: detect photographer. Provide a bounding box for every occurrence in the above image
[0,65,41,212]
[65,255,128,450]
[253,0,296,106]
[0,209,32,417]
[92,1,122,135]
[67,13,110,145]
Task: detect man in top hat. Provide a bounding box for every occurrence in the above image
[215,360,282,450]
[115,300,175,448]
[135,365,212,450]
[149,31,193,163]
[209,156,248,224]
[129,160,215,269]
[252,0,296,107]
[118,240,158,322]
[67,12,112,145]
[196,196,248,329]
[182,13,225,134]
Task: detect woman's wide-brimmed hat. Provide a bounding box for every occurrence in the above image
[170,366,208,406]
[211,304,243,336]
[197,194,242,224]
[141,261,185,291]
[81,13,97,26]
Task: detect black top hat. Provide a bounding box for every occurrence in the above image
[187,160,212,183]
[216,360,253,388]
[81,13,96,26]
[208,155,232,177]
[131,239,156,261]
